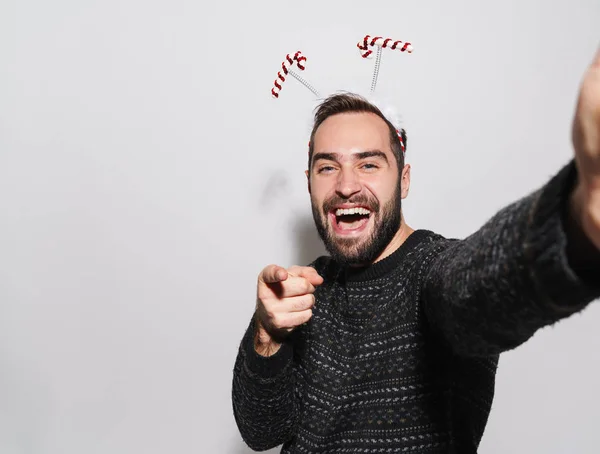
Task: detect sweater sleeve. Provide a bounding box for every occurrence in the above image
[421,160,600,356]
[231,316,298,451]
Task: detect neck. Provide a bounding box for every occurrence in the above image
[344,220,425,282]
[372,216,414,264]
[346,216,414,268]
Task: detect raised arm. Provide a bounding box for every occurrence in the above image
[232,317,298,451]
[231,265,322,450]
[421,47,600,356]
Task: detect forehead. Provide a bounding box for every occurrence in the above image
[313,111,392,156]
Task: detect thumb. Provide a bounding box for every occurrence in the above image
[289,266,324,286]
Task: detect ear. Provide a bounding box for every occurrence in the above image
[400,164,411,199]
[305,170,311,193]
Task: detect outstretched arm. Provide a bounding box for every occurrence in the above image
[422,47,600,356]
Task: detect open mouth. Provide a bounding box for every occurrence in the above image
[330,207,372,234]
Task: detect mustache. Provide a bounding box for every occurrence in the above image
[322,194,380,214]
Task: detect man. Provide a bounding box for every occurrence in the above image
[231,48,600,453]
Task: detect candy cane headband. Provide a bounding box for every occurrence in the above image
[356,35,413,154]
[271,35,412,155]
[271,51,320,99]
[357,35,413,94]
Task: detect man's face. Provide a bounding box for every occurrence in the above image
[307,112,408,266]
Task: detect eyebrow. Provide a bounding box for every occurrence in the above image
[312,150,389,166]
[355,150,389,163]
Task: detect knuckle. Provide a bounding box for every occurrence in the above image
[265,308,277,321]
[295,311,311,326]
[256,288,268,301]
[256,297,266,311]
[283,314,296,329]
[257,293,271,306]
[298,297,309,311]
[271,315,284,329]
[303,309,313,322]
[301,279,311,294]
[291,299,301,311]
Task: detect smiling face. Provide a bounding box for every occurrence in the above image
[307,111,411,266]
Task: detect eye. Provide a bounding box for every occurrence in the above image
[361,163,379,170]
[317,165,336,174]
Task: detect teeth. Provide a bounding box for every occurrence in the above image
[335,207,371,216]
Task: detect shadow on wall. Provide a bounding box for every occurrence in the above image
[256,169,327,267]
[259,173,290,210]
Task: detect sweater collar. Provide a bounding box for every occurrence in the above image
[343,229,431,282]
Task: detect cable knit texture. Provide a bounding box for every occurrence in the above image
[232,161,600,453]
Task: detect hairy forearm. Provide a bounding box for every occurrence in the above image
[254,316,283,357]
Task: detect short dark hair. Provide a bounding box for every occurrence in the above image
[307,92,407,173]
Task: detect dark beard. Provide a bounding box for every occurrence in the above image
[311,182,402,267]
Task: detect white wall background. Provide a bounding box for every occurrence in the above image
[1,1,599,453]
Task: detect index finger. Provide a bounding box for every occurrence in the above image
[260,264,288,284]
[288,266,324,286]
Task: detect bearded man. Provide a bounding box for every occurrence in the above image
[231,49,600,453]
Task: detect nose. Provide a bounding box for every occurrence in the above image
[335,167,362,198]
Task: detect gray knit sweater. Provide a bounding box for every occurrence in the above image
[232,161,600,453]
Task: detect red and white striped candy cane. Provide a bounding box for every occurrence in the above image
[358,34,413,93]
[396,129,406,155]
[271,51,309,98]
[357,35,413,58]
